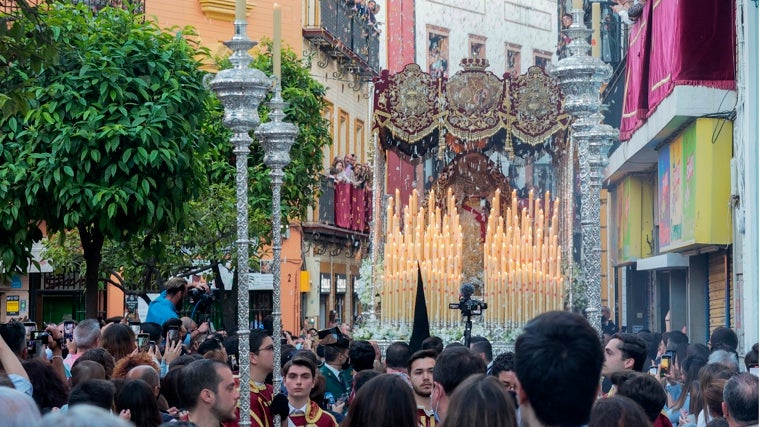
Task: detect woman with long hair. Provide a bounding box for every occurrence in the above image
[22,358,69,413]
[439,374,517,427]
[341,374,418,427]
[100,323,136,362]
[115,379,162,427]
[667,343,709,424]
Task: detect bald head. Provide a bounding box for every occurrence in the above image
[70,360,106,387]
[126,365,161,397]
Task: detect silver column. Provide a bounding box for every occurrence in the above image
[255,84,298,410]
[207,15,271,427]
[550,7,617,335]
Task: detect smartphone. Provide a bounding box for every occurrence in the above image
[23,322,36,339]
[31,330,50,341]
[660,354,672,377]
[63,320,76,342]
[149,341,156,352]
[129,321,141,336]
[167,326,180,346]
[648,365,658,376]
[137,333,150,351]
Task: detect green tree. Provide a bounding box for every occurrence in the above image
[39,40,332,327]
[0,2,211,318]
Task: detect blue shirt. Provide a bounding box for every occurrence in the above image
[145,290,179,325]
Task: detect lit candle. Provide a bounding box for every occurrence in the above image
[273,3,282,81]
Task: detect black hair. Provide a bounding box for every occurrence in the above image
[69,379,116,410]
[491,351,516,377]
[349,340,376,372]
[615,372,667,422]
[250,328,270,353]
[385,341,412,370]
[710,326,738,352]
[610,333,648,372]
[140,322,163,342]
[432,346,486,395]
[115,379,162,427]
[515,311,603,426]
[408,349,438,371]
[0,321,26,356]
[469,337,493,363]
[421,336,443,355]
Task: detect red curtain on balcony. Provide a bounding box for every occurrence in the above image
[351,186,366,231]
[648,0,736,113]
[334,182,352,228]
[620,1,653,141]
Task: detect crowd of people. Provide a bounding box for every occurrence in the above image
[0,278,757,427]
[327,155,372,188]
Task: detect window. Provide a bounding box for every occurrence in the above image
[505,43,522,77]
[533,49,552,69]
[323,102,334,165]
[469,34,487,59]
[338,109,350,160]
[427,25,450,78]
[354,119,365,163]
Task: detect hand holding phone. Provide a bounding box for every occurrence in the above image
[167,326,180,347]
[137,333,150,352]
[660,354,672,378]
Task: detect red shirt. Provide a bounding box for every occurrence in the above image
[417,406,436,427]
[223,378,274,427]
[288,400,338,427]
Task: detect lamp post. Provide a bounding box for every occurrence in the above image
[207,8,271,426]
[255,84,298,399]
[550,6,617,335]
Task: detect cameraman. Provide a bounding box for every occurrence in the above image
[146,277,208,326]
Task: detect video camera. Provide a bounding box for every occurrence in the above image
[449,283,488,317]
[187,287,220,315]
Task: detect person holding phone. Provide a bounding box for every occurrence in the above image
[0,322,33,396]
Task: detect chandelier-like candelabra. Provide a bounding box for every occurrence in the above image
[255,84,298,397]
[549,7,618,334]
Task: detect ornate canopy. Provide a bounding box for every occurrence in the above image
[373,59,570,159]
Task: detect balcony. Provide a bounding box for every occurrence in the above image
[302,0,380,83]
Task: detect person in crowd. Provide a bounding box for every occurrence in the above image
[469,336,494,374]
[613,371,671,427]
[224,329,274,427]
[348,340,375,373]
[439,374,517,427]
[709,327,739,354]
[421,336,443,355]
[99,323,136,362]
[431,345,487,422]
[708,350,741,372]
[179,359,239,427]
[126,365,173,420]
[491,351,518,395]
[384,341,411,379]
[638,331,662,369]
[22,358,69,413]
[721,372,758,427]
[744,343,758,373]
[68,379,117,411]
[279,357,339,427]
[408,349,437,427]
[601,306,619,335]
[146,277,208,326]
[73,347,116,379]
[590,395,652,427]
[348,369,380,408]
[602,332,648,397]
[706,419,730,427]
[341,374,419,427]
[64,319,101,370]
[514,311,603,427]
[112,351,160,379]
[115,379,163,427]
[36,404,132,427]
[70,360,106,387]
[319,337,352,411]
[0,323,32,396]
[0,386,41,427]
[666,343,709,424]
[695,364,735,427]
[197,334,228,363]
[703,378,729,422]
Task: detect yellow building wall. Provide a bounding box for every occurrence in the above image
[146,0,303,59]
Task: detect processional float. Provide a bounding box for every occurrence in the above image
[371,58,574,338]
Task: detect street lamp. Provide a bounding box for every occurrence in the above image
[255,83,298,400]
[207,9,271,427]
[550,7,617,335]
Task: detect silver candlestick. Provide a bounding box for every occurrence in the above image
[549,7,617,335]
[207,15,271,427]
[255,83,298,407]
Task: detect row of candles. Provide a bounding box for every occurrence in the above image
[382,188,464,325]
[381,187,565,327]
[483,189,565,326]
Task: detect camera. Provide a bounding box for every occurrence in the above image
[31,331,50,341]
[449,283,488,317]
[187,287,220,315]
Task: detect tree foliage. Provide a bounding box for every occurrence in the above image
[0,2,212,317]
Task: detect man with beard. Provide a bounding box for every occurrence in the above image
[146,277,207,325]
[224,329,276,427]
[179,359,240,427]
[408,350,437,427]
